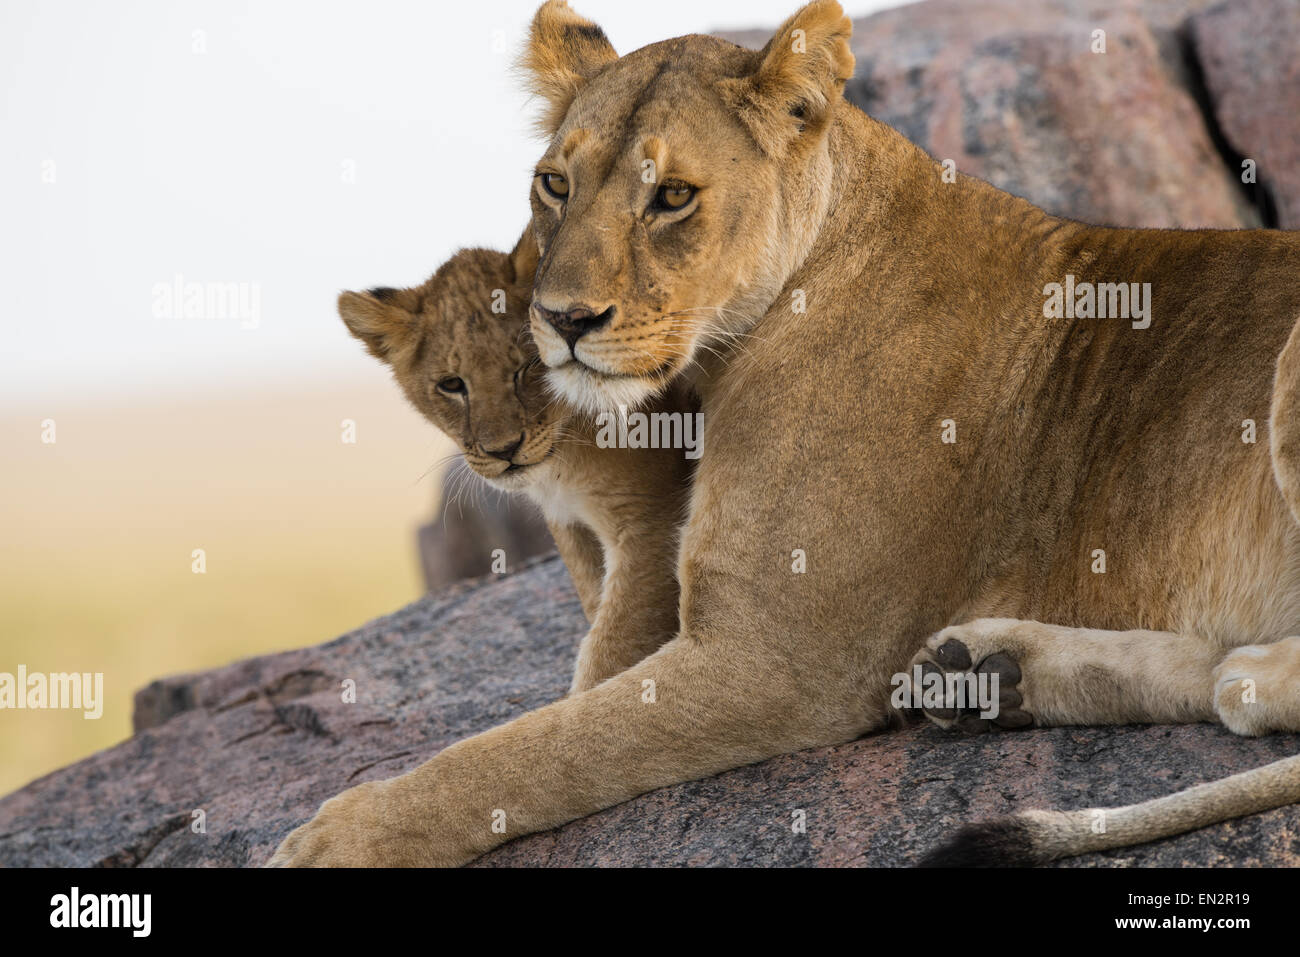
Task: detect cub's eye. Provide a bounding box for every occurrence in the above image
[436,377,466,395]
[540,173,569,200]
[653,183,696,212]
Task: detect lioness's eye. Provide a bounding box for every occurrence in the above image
[653,183,696,212]
[437,377,466,395]
[540,173,569,200]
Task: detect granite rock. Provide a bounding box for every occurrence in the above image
[724,0,1268,229]
[1190,0,1300,228]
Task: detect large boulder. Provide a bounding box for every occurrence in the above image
[417,458,554,593]
[724,0,1273,229]
[1190,0,1300,228]
[1,555,1296,867]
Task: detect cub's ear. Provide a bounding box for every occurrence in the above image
[507,227,540,289]
[338,287,417,365]
[720,0,855,156]
[519,0,618,136]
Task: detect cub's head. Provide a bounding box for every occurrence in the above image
[338,236,563,490]
[521,0,854,412]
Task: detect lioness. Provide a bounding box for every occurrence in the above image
[337,233,694,694]
[272,0,1300,866]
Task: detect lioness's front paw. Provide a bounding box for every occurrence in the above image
[906,620,1034,733]
[267,778,441,867]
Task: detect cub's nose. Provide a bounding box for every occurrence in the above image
[534,303,615,352]
[483,434,524,461]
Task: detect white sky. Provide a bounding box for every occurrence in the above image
[0,0,907,404]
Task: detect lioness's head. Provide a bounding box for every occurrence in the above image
[521,0,854,412]
[338,236,563,490]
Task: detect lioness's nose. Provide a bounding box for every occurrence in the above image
[535,303,615,352]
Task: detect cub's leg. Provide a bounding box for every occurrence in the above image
[907,618,1220,732]
[547,521,605,623]
[569,523,681,694]
[1214,635,1300,735]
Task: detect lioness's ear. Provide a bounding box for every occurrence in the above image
[338,288,416,365]
[519,0,618,136]
[720,0,854,155]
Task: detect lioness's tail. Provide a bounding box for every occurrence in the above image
[918,753,1300,866]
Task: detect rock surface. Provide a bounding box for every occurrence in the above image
[1,555,1297,867]
[1190,0,1300,229]
[416,458,554,593]
[725,0,1289,230]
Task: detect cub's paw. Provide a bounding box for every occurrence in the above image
[906,620,1034,733]
[1213,636,1300,737]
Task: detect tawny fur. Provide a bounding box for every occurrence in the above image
[273,0,1300,866]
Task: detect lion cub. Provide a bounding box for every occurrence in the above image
[338,231,695,692]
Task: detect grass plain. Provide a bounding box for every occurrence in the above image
[0,375,452,796]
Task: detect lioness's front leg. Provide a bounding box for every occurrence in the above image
[268,630,871,866]
[907,618,1222,731]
